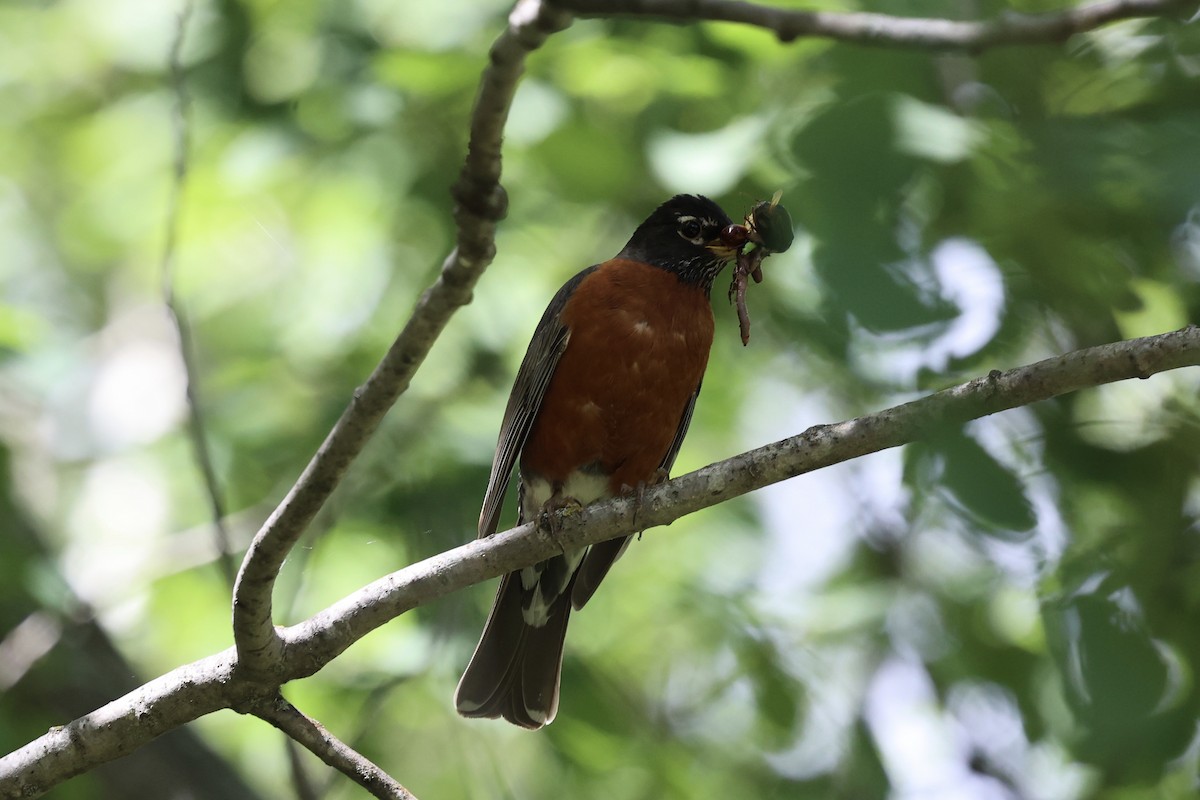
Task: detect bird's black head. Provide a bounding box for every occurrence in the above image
[617,195,740,292]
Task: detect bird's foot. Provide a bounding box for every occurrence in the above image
[538,495,582,553]
[620,469,669,537]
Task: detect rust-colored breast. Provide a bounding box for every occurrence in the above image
[520,258,715,494]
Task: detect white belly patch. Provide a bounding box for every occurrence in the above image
[518,470,610,626]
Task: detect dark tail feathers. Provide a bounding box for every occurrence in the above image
[455,573,573,729]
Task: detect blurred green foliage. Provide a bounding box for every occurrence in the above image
[2,0,1200,798]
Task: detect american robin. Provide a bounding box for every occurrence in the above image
[455,194,743,729]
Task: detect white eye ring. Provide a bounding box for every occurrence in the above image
[677,215,705,244]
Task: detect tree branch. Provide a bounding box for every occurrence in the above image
[248,695,417,800]
[283,326,1200,662]
[555,0,1195,50]
[160,0,238,588]
[8,327,1197,798]
[283,739,320,800]
[229,0,571,677]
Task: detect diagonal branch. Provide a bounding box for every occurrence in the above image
[282,325,1200,662]
[556,0,1195,50]
[0,650,239,799]
[5,326,1199,798]
[230,0,572,677]
[160,0,238,587]
[247,695,417,800]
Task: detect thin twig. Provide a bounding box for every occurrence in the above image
[555,0,1195,50]
[161,0,237,588]
[229,0,572,678]
[284,739,320,800]
[318,678,410,799]
[249,695,417,800]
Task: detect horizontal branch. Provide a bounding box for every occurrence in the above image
[7,327,1197,798]
[555,0,1194,50]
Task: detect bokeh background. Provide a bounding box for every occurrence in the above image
[3,0,1200,797]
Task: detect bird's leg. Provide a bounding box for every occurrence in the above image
[621,468,669,538]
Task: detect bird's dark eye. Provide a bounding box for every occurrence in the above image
[679,218,703,240]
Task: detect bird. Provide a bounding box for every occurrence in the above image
[455,194,744,729]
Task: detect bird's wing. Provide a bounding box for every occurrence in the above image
[478,266,598,539]
[658,381,701,476]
